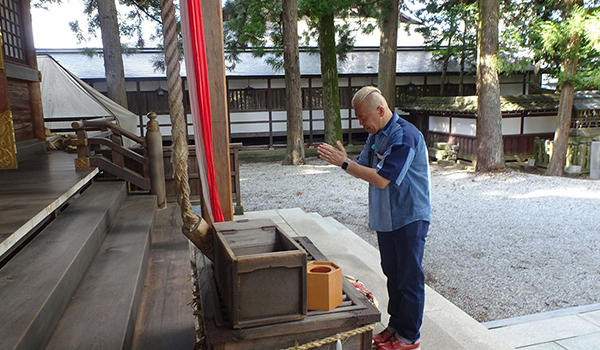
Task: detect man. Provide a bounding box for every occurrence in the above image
[317,86,431,350]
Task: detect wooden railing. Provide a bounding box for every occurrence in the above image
[72,113,166,208]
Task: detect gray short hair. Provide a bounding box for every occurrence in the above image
[352,86,382,108]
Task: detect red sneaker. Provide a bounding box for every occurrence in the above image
[372,329,394,345]
[376,337,421,350]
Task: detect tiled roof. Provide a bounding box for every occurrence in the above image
[573,91,600,111]
[37,48,481,80]
[399,94,562,114]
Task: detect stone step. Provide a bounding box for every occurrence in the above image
[45,195,156,350]
[0,181,127,350]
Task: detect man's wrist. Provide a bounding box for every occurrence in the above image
[341,158,351,171]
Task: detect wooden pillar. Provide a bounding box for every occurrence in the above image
[267,78,273,149]
[347,76,353,146]
[147,113,167,209]
[22,0,44,141]
[201,0,233,221]
[308,78,313,146]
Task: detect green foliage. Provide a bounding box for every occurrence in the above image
[223,0,366,70]
[223,0,284,70]
[32,0,62,10]
[405,0,478,79]
[503,0,600,89]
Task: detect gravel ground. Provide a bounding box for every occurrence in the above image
[238,157,600,322]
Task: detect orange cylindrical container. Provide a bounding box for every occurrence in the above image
[307,261,343,311]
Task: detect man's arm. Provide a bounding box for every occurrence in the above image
[317,141,390,189]
[345,161,390,189]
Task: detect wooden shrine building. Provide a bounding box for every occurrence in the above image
[399,92,600,158]
[0,0,46,170]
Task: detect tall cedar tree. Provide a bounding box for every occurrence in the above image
[97,0,128,108]
[224,0,358,146]
[282,0,306,165]
[407,0,478,96]
[502,0,600,175]
[538,1,599,176]
[378,0,400,107]
[476,0,505,171]
[297,0,357,145]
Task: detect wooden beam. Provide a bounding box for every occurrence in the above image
[201,0,233,221]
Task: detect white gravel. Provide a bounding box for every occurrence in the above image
[238,157,600,322]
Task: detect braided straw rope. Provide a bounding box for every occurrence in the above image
[159,0,213,260]
[280,323,377,350]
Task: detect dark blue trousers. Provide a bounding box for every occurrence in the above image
[377,220,429,343]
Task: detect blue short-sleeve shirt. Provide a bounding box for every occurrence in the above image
[354,113,431,232]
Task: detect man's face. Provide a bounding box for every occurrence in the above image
[355,102,382,134]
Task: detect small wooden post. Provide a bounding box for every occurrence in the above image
[229,142,243,215]
[72,121,90,170]
[146,112,166,209]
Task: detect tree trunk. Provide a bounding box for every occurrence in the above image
[318,13,342,145]
[97,0,128,108]
[378,0,400,108]
[546,33,580,176]
[440,34,453,96]
[476,0,505,172]
[440,54,449,96]
[459,24,467,96]
[459,53,465,95]
[282,0,305,165]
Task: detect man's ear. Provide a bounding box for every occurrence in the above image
[377,105,385,117]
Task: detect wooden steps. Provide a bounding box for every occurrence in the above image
[0,181,158,350]
[44,196,156,350]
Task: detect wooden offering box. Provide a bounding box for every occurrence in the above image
[213,219,307,328]
[196,236,380,350]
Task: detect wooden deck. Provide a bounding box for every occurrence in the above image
[0,150,196,349]
[0,151,97,261]
[132,204,196,350]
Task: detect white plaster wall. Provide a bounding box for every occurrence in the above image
[523,116,559,134]
[502,118,521,135]
[231,123,270,133]
[305,120,325,131]
[269,79,286,88]
[427,76,441,85]
[273,120,287,132]
[272,111,287,121]
[351,77,373,87]
[229,111,270,123]
[429,116,450,133]
[451,117,477,136]
[310,79,323,88]
[500,84,523,96]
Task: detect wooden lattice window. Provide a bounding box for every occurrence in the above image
[0,0,26,63]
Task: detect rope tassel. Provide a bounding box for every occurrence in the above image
[182,216,214,261]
